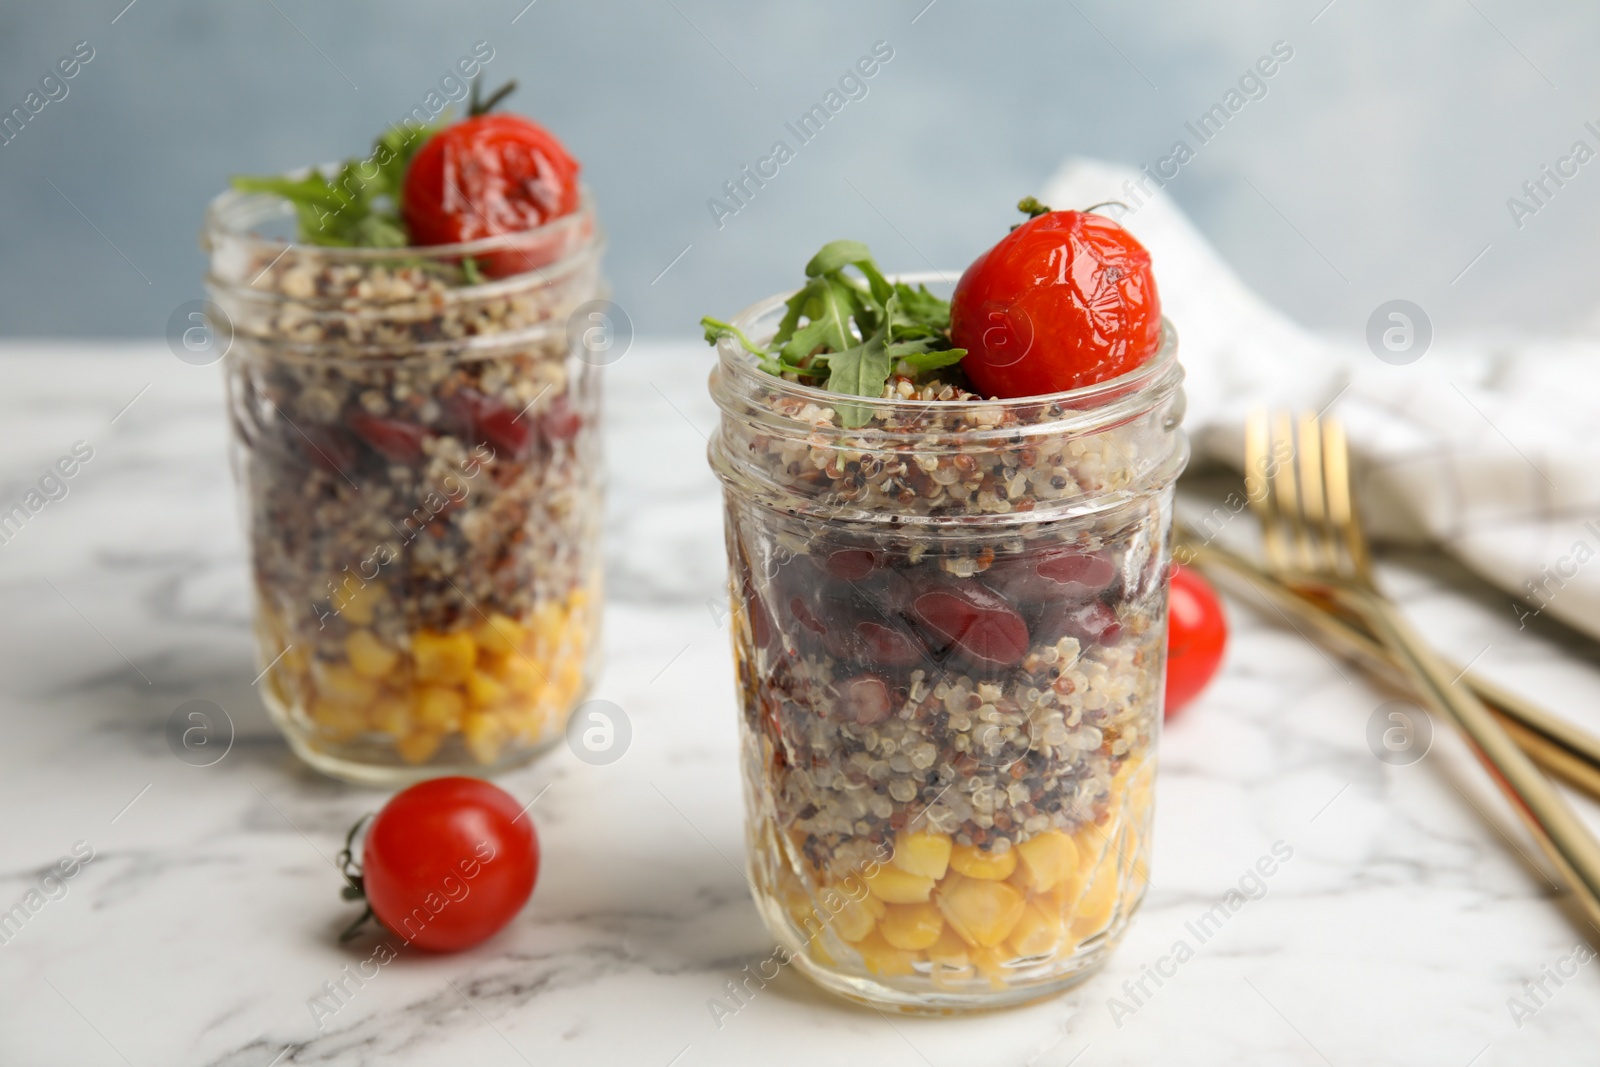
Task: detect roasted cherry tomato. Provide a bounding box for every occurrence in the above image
[402,113,580,278]
[951,203,1161,398]
[1165,564,1227,718]
[352,777,539,952]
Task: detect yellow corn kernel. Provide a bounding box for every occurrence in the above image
[948,842,1018,881]
[345,630,400,679]
[309,698,366,742]
[936,873,1026,948]
[1115,756,1155,820]
[412,630,476,684]
[892,831,953,880]
[832,896,879,943]
[1008,900,1068,957]
[1015,831,1079,894]
[395,730,441,764]
[865,864,936,904]
[1008,858,1034,896]
[461,712,505,766]
[879,902,945,951]
[414,685,466,732]
[466,669,510,709]
[534,601,567,639]
[473,613,526,658]
[971,944,1012,985]
[493,654,545,696]
[853,930,916,977]
[783,888,814,929]
[1112,754,1150,794]
[927,925,972,969]
[339,580,385,626]
[1069,851,1122,939]
[314,663,379,706]
[1067,819,1118,897]
[367,693,413,735]
[552,657,584,705]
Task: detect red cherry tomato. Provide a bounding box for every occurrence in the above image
[1165,564,1227,718]
[360,777,539,952]
[402,114,580,278]
[951,209,1162,398]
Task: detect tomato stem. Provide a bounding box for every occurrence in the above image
[469,78,519,118]
[339,903,376,943]
[1081,199,1131,219]
[336,813,376,940]
[1016,196,1052,219]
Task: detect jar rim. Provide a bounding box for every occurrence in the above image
[202,174,604,361]
[202,170,599,265]
[708,273,1188,528]
[711,272,1181,442]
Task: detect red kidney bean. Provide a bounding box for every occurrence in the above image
[988,545,1116,605]
[346,410,428,465]
[1052,599,1122,646]
[817,547,881,582]
[908,579,1030,670]
[854,619,927,667]
[296,424,362,476]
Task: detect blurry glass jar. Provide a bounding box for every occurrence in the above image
[709,280,1186,1011]
[204,184,605,785]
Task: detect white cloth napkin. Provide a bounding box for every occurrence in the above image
[1041,159,1600,641]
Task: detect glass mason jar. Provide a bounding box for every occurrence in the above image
[204,184,606,785]
[708,280,1186,1011]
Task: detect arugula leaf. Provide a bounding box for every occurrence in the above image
[891,343,967,372]
[702,315,772,356]
[231,115,449,247]
[892,282,952,331]
[702,316,790,377]
[825,328,891,428]
[700,239,968,418]
[805,240,874,278]
[816,278,863,351]
[779,317,835,367]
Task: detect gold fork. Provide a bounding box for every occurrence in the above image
[1176,529,1600,802]
[1248,409,1600,936]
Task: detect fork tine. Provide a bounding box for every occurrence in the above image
[1270,410,1310,572]
[1296,411,1336,574]
[1321,417,1373,584]
[1245,409,1288,572]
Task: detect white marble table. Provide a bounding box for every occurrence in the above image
[3,342,1599,1066]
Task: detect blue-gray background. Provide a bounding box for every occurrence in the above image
[3,0,1598,343]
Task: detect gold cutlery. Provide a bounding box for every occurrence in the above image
[1244,409,1600,935]
[1175,529,1600,803]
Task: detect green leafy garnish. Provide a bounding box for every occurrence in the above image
[700,240,966,427]
[231,79,525,248]
[231,118,447,247]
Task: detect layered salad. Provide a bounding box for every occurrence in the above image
[212,81,602,776]
[706,199,1182,1002]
